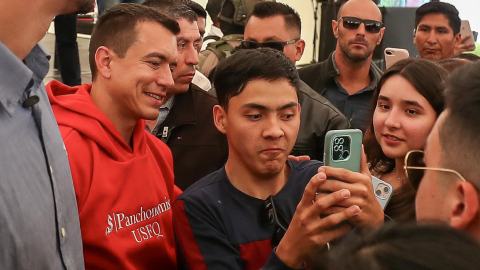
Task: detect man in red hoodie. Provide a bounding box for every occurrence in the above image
[47,4,180,269]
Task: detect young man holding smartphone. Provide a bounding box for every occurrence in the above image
[173,48,384,269]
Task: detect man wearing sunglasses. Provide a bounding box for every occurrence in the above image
[409,61,480,242]
[173,49,360,270]
[242,2,350,161]
[298,0,385,131]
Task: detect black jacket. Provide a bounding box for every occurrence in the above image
[291,81,350,160]
[298,52,382,131]
[153,84,228,191]
[299,52,383,96]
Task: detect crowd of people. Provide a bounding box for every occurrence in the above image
[1,0,480,269]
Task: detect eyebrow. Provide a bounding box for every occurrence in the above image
[144,52,168,61]
[177,36,202,43]
[402,100,425,110]
[242,102,298,111]
[377,95,389,101]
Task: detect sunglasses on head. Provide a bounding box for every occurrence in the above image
[240,39,299,52]
[258,195,288,248]
[338,16,384,33]
[404,150,466,190]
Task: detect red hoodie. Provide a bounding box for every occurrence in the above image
[47,81,176,269]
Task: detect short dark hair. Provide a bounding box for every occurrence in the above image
[248,2,301,35]
[313,223,480,270]
[364,58,448,222]
[188,1,207,19]
[206,0,223,22]
[415,2,461,35]
[440,61,480,188]
[89,3,180,80]
[143,0,198,23]
[214,48,300,111]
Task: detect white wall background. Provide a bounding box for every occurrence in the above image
[443,0,480,35]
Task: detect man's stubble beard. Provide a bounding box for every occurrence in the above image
[338,33,376,63]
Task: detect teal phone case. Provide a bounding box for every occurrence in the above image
[324,129,363,172]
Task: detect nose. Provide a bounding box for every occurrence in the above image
[186,45,199,66]
[383,109,401,129]
[426,30,437,44]
[356,22,367,35]
[262,116,284,139]
[157,66,175,90]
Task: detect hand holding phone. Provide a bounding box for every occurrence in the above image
[318,129,386,228]
[456,20,476,55]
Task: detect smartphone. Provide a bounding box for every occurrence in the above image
[460,20,475,45]
[324,129,363,172]
[371,176,393,210]
[384,48,409,69]
[323,129,393,209]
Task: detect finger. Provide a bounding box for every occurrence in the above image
[288,155,299,161]
[322,206,347,216]
[316,179,350,194]
[306,189,352,219]
[321,166,363,184]
[297,155,311,161]
[314,205,360,232]
[297,173,326,211]
[314,224,352,246]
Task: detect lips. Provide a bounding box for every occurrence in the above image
[383,133,404,143]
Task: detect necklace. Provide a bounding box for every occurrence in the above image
[391,169,405,182]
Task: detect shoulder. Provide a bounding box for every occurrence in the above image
[298,57,331,75]
[176,168,225,201]
[298,80,343,116]
[190,84,218,105]
[370,62,383,80]
[290,160,323,177]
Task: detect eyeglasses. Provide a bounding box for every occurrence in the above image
[258,195,288,248]
[240,39,300,52]
[338,16,384,33]
[404,150,466,190]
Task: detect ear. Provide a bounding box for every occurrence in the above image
[213,105,227,134]
[449,181,479,230]
[413,29,417,45]
[454,32,462,47]
[332,19,339,39]
[294,39,306,62]
[376,27,385,45]
[95,46,114,79]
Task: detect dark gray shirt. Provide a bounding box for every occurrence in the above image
[322,53,379,131]
[0,42,84,269]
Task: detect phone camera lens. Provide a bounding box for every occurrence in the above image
[384,187,389,193]
[376,189,382,196]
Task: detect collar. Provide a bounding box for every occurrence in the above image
[162,84,197,126]
[331,50,380,92]
[161,95,175,110]
[208,25,224,38]
[0,42,49,115]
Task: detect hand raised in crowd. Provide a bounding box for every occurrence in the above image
[316,146,384,229]
[275,173,360,268]
[455,34,476,56]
